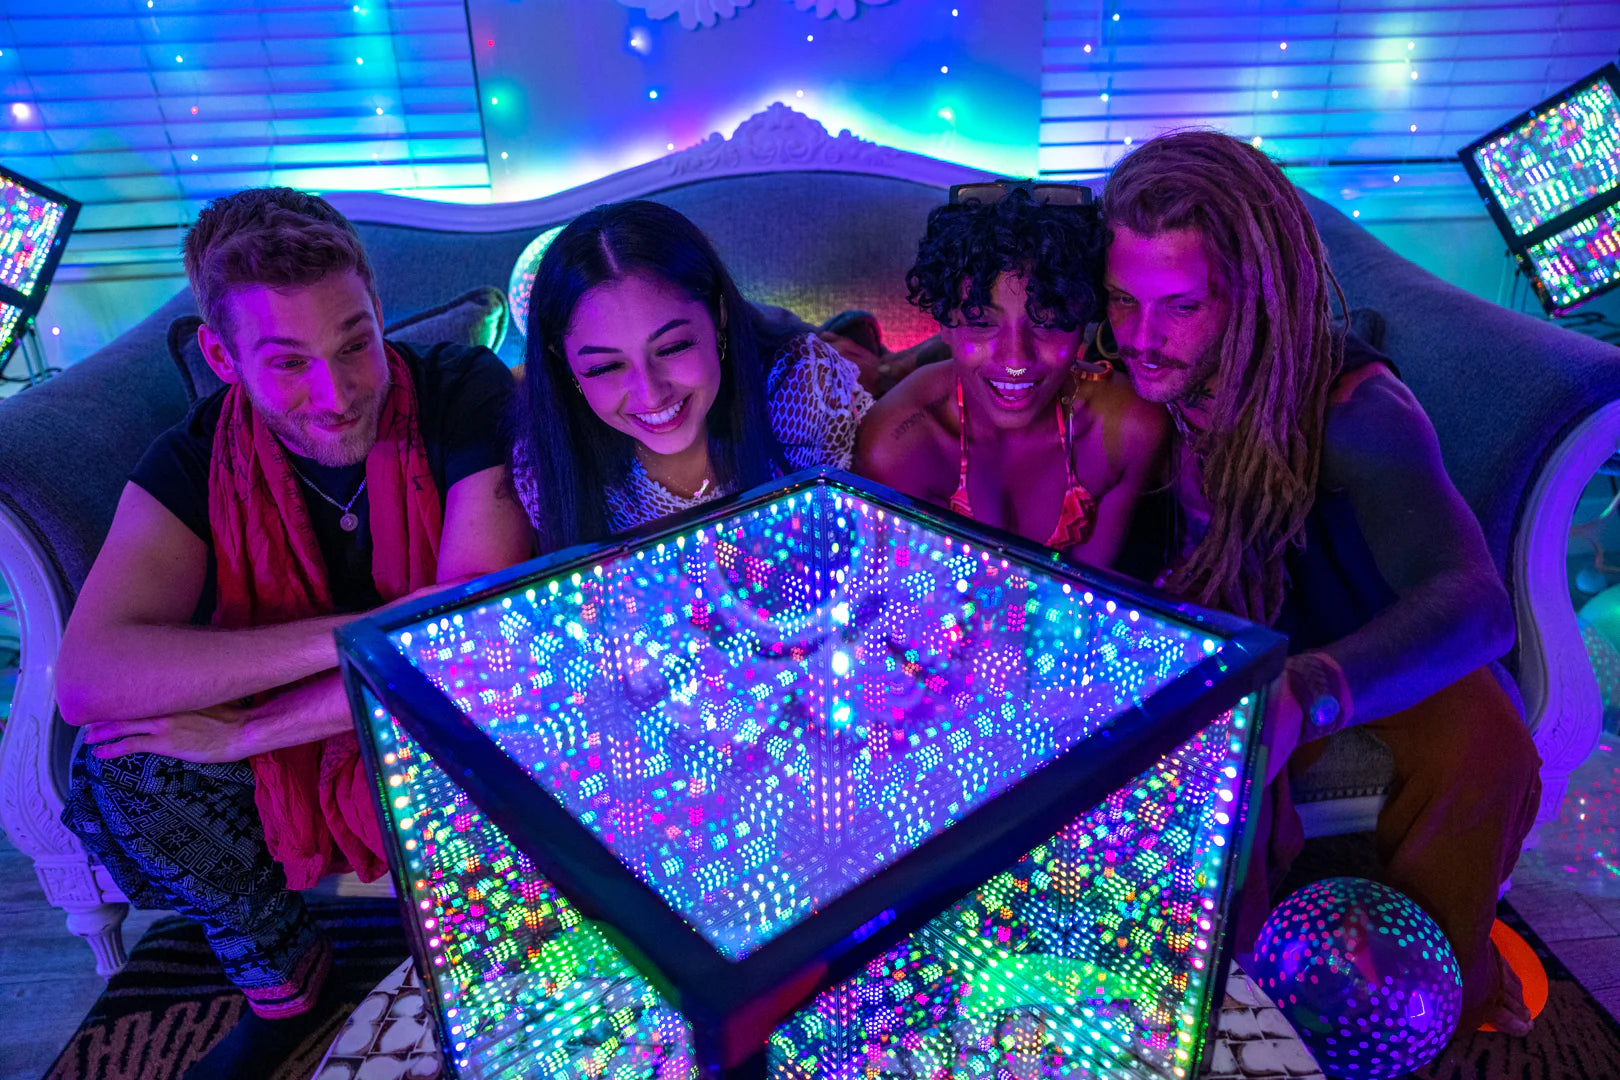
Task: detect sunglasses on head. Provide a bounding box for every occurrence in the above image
[948,179,1094,207]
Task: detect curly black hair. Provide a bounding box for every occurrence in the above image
[906,187,1105,331]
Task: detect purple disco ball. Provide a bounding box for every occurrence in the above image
[1248,877,1461,1080]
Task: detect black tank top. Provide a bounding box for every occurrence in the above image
[1123,331,1399,653]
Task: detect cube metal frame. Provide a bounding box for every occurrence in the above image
[338,469,1285,1080]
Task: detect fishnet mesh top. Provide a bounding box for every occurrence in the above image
[514,333,873,536]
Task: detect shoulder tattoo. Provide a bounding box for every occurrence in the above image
[892,410,928,442]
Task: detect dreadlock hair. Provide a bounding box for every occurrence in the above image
[906,186,1105,332]
[1101,130,1347,625]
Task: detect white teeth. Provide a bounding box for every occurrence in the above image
[988,379,1035,394]
[633,399,685,426]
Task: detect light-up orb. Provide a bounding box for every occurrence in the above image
[1248,877,1461,1080]
[1579,582,1620,650]
[507,225,564,339]
[1581,620,1620,732]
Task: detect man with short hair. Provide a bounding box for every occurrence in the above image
[57,187,532,1075]
[857,183,1165,569]
[1099,131,1541,1037]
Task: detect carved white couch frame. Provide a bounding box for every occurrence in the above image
[0,103,1602,974]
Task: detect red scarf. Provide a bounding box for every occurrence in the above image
[209,346,442,889]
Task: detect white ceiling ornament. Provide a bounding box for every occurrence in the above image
[784,0,891,19]
[618,0,753,30]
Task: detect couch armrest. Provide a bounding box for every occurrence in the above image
[0,500,130,975]
[0,290,192,594]
[1512,402,1618,823]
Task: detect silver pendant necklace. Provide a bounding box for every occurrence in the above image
[288,462,367,532]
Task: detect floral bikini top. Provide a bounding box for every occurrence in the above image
[948,365,1108,551]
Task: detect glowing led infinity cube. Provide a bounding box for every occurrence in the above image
[338,470,1284,1080]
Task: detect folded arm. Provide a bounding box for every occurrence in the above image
[74,463,532,750]
[56,483,353,726]
[82,670,352,762]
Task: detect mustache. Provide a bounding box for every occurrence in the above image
[1117,346,1185,369]
[296,376,392,428]
[301,409,363,425]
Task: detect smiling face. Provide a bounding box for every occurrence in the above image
[1104,225,1231,407]
[939,272,1083,430]
[200,269,390,466]
[562,272,722,460]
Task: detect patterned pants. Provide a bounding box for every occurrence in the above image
[61,740,332,1018]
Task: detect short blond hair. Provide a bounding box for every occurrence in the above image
[183,187,376,347]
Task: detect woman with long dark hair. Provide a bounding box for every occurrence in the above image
[511,200,871,550]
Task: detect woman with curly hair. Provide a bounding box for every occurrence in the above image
[511,200,872,551]
[856,183,1165,569]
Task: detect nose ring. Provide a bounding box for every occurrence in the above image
[1004,366,1028,377]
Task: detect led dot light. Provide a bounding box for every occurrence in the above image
[507,226,566,340]
[1470,75,1620,235]
[0,175,70,299]
[1462,65,1620,312]
[351,479,1267,1079]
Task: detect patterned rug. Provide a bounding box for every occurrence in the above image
[1409,903,1620,1080]
[43,900,410,1080]
[42,898,1620,1080]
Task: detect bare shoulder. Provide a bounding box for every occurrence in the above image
[1319,364,1459,502]
[1321,364,1435,476]
[1111,373,1169,449]
[1073,369,1169,458]
[854,361,956,498]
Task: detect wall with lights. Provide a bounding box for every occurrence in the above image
[0,0,490,383]
[0,0,488,232]
[465,0,1041,204]
[4,0,1618,379]
[1040,0,1620,314]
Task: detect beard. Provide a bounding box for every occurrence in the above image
[254,375,392,467]
[1117,343,1221,407]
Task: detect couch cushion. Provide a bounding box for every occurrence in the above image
[387,285,509,356]
[167,286,512,404]
[656,172,946,350]
[348,172,952,369]
[0,290,196,598]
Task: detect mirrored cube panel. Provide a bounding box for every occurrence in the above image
[340,472,1280,1080]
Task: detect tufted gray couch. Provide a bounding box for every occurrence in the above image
[2,103,1615,972]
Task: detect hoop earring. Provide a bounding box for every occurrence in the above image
[549,342,584,395]
[1093,321,1119,361]
[718,330,728,368]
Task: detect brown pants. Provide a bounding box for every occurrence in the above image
[1231,667,1543,1029]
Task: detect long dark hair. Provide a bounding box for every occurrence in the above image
[517,200,782,552]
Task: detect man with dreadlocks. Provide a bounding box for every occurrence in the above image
[1099,130,1541,1037]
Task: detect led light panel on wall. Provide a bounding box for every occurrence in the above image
[1461,64,1620,313]
[0,165,79,370]
[1041,3,1620,228]
[339,470,1283,1080]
